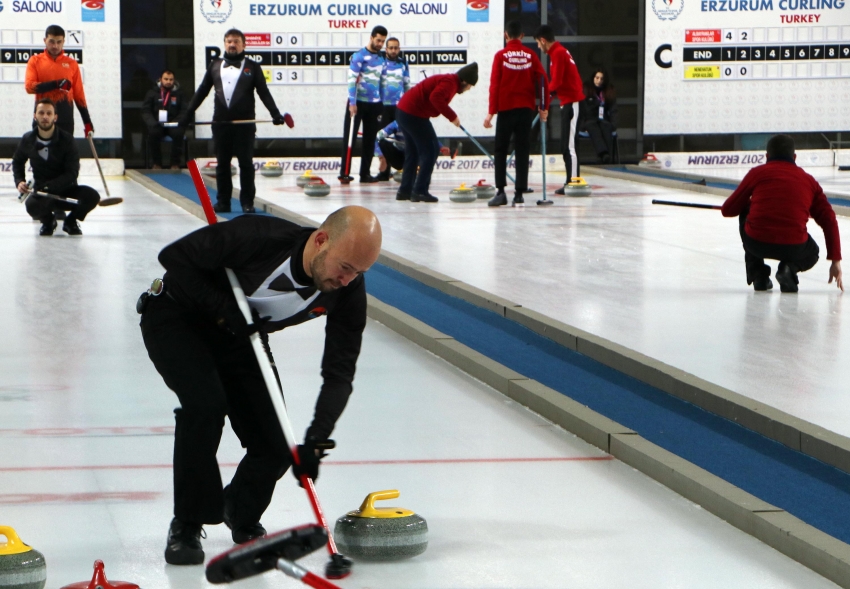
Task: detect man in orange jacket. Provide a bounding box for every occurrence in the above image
[25,25,94,137]
[484,20,549,207]
[534,25,583,194]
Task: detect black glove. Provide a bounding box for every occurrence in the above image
[57,78,72,91]
[292,437,335,485]
[273,114,285,126]
[216,306,270,339]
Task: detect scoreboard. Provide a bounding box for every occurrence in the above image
[193,0,504,139]
[644,0,850,134]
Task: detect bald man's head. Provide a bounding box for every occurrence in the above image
[306,206,382,292]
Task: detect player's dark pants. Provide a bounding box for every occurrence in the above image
[25,184,100,223]
[583,120,615,160]
[379,139,404,171]
[739,214,819,283]
[148,125,186,167]
[141,294,290,528]
[560,102,580,181]
[380,104,396,127]
[396,109,440,197]
[339,101,382,180]
[494,107,535,194]
[213,123,256,208]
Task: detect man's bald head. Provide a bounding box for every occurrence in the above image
[306,206,382,292]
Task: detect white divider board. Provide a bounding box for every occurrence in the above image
[644,0,850,134]
[649,149,835,170]
[0,159,125,177]
[192,0,505,139]
[0,11,122,138]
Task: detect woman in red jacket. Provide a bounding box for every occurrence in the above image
[395,63,478,202]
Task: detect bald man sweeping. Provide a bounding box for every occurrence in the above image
[139,206,382,565]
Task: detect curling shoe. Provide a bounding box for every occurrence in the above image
[488,189,507,207]
[213,201,231,213]
[164,518,205,565]
[395,192,411,201]
[752,277,773,291]
[554,185,566,195]
[376,170,391,182]
[39,215,57,236]
[241,205,256,214]
[512,194,525,206]
[360,175,380,183]
[776,263,799,293]
[411,193,438,203]
[63,217,82,236]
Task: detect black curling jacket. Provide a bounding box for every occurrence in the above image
[183,56,282,123]
[158,215,367,440]
[12,128,79,193]
[141,82,189,129]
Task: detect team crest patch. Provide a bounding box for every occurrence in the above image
[652,0,683,20]
[308,307,327,319]
[243,67,252,75]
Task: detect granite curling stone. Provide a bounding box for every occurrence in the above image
[638,153,663,169]
[334,490,428,561]
[449,183,477,203]
[0,526,46,589]
[296,170,318,187]
[59,559,139,589]
[474,179,496,199]
[304,179,331,197]
[260,161,283,177]
[392,170,403,183]
[201,161,237,176]
[564,177,592,197]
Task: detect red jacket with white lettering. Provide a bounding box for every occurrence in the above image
[547,41,584,104]
[397,73,461,121]
[488,39,549,114]
[721,158,841,260]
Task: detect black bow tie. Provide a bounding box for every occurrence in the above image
[224,62,239,68]
[268,273,317,300]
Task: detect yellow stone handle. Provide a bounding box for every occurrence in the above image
[358,490,399,516]
[0,526,31,555]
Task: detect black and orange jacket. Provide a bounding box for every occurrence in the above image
[25,51,91,125]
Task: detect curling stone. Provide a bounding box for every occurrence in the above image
[638,153,663,169]
[449,182,477,203]
[473,179,496,200]
[392,170,403,183]
[564,177,592,197]
[304,178,331,197]
[60,560,139,589]
[201,161,237,176]
[260,161,283,177]
[0,527,46,589]
[334,490,427,561]
[296,170,318,187]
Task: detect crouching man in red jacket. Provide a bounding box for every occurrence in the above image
[721,134,842,293]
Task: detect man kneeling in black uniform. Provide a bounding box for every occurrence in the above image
[140,205,382,565]
[14,98,100,236]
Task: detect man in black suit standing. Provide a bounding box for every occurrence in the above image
[180,29,292,213]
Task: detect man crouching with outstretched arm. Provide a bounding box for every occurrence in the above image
[139,206,382,565]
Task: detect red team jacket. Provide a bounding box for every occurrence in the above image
[721,158,842,260]
[546,41,584,105]
[397,74,462,121]
[488,39,550,114]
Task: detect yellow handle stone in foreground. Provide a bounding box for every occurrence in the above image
[0,526,32,555]
[352,490,415,519]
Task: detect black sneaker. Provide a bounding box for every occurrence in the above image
[396,192,411,201]
[411,193,438,203]
[360,175,380,183]
[337,175,355,183]
[241,205,256,214]
[776,263,799,293]
[164,518,205,565]
[523,187,534,193]
[488,189,507,207]
[554,186,566,196]
[512,194,525,206]
[62,218,82,236]
[39,215,57,236]
[376,170,391,182]
[753,277,773,291]
[213,201,231,213]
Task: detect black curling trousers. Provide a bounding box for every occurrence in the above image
[213,123,257,209]
[141,294,291,528]
[25,184,100,222]
[339,100,382,179]
[739,213,819,283]
[494,107,535,194]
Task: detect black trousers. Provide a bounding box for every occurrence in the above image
[25,184,100,223]
[339,101,382,179]
[213,124,256,207]
[560,102,580,181]
[380,104,396,127]
[396,109,440,196]
[494,108,535,194]
[379,139,404,171]
[739,214,819,283]
[148,125,186,167]
[583,120,615,159]
[141,294,290,527]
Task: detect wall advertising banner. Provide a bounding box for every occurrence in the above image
[192,0,506,138]
[644,0,850,133]
[0,2,122,138]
